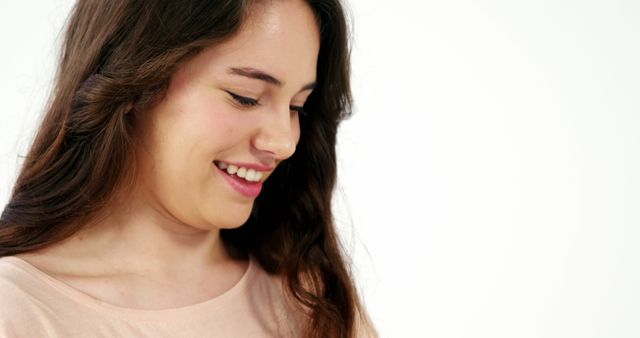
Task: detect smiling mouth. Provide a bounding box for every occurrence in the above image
[214,161,264,198]
[213,160,266,183]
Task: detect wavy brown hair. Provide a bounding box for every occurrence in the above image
[0,0,375,337]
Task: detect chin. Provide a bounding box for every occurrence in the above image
[210,212,252,230]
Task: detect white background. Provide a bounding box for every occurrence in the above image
[2,1,640,337]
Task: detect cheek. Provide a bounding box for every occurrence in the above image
[178,96,247,150]
[194,109,237,139]
[190,115,247,158]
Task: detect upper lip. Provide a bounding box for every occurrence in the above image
[215,160,275,172]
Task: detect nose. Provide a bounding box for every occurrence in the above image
[251,106,299,160]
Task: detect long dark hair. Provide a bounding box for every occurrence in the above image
[0,0,374,337]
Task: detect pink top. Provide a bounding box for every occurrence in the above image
[0,255,304,337]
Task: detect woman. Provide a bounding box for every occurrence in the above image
[0,0,377,337]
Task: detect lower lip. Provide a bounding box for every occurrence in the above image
[216,166,263,198]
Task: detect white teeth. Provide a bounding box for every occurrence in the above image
[226,165,238,175]
[246,169,256,181]
[236,167,247,178]
[217,161,266,182]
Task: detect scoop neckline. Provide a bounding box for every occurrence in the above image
[2,254,257,321]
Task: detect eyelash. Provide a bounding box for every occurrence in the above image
[225,90,307,117]
[226,90,259,107]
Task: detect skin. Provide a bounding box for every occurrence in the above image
[17,0,320,309]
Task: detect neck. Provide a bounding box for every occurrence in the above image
[43,189,238,277]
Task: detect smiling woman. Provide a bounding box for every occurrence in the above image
[0,1,377,337]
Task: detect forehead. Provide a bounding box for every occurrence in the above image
[190,0,320,88]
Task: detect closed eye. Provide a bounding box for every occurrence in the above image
[226,90,307,116]
[290,105,307,117]
[225,90,259,107]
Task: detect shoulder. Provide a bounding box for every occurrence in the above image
[248,259,379,338]
[0,256,37,307]
[245,258,307,336]
[0,255,102,336]
[249,258,300,314]
[0,256,51,335]
[248,258,296,301]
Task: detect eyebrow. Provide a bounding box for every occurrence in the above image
[227,67,316,91]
